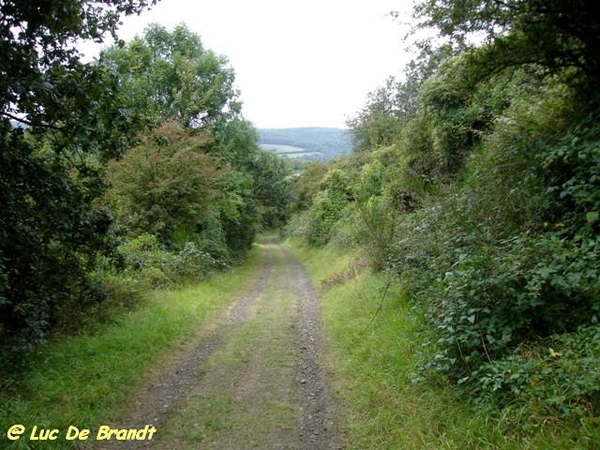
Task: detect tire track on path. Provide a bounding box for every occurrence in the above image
[284,247,341,450]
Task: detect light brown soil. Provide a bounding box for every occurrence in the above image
[98,239,342,450]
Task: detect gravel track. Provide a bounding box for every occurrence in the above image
[99,241,341,450]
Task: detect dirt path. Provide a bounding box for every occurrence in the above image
[102,239,342,449]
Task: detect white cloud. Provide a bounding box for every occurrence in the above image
[81,0,416,128]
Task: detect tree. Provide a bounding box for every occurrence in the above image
[100,23,240,130]
[0,0,155,358]
[346,77,404,153]
[414,0,600,89]
[347,45,454,153]
[247,150,292,229]
[104,122,228,246]
[101,24,290,257]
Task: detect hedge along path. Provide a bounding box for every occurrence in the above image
[101,236,342,450]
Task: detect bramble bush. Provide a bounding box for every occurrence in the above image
[115,233,229,288]
[395,102,600,423]
[475,324,600,419]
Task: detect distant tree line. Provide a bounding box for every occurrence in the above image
[258,128,352,161]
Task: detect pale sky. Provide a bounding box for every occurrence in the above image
[81,0,416,129]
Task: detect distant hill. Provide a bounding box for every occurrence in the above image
[258,127,352,162]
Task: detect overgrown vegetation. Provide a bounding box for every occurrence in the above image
[0,4,290,375]
[285,0,600,439]
[290,241,597,448]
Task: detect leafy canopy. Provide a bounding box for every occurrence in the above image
[414,0,600,88]
[100,23,240,130]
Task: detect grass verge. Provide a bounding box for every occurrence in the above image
[0,246,264,450]
[286,239,593,449]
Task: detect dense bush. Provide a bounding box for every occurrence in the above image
[105,123,227,246]
[0,127,116,358]
[305,169,354,245]
[0,0,150,364]
[386,99,600,422]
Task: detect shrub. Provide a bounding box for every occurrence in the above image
[476,325,600,419]
[165,241,229,282]
[305,169,354,246]
[353,197,398,270]
[104,123,228,246]
[424,233,600,383]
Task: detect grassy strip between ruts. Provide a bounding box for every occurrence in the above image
[286,238,589,450]
[0,245,264,450]
[153,243,299,449]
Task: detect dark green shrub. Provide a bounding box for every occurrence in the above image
[541,111,600,236]
[426,233,599,382]
[476,325,600,419]
[353,197,398,270]
[0,132,115,360]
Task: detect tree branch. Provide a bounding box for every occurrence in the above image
[1,111,64,131]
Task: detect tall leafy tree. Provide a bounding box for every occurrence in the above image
[104,122,228,246]
[100,23,240,130]
[347,77,405,153]
[101,25,294,248]
[247,150,292,229]
[0,0,156,357]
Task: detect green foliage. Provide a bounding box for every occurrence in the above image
[414,0,600,89]
[473,324,600,429]
[114,233,230,290]
[102,24,289,242]
[104,120,270,272]
[1,1,286,367]
[354,160,386,202]
[100,23,239,130]
[169,241,229,280]
[115,233,173,287]
[306,169,354,245]
[105,122,226,245]
[347,77,411,153]
[217,118,261,166]
[247,150,292,229]
[347,45,454,154]
[392,100,600,428]
[424,232,599,374]
[0,0,152,361]
[353,198,397,270]
[541,111,600,235]
[288,162,329,212]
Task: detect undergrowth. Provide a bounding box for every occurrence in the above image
[288,239,599,449]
